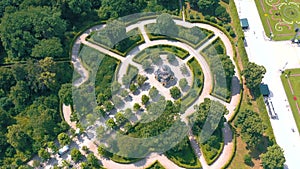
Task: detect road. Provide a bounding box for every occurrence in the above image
[235,0,300,168]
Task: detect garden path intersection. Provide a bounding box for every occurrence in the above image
[63,18,241,169]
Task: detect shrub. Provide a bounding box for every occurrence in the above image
[229,30,236,38]
[244,154,252,165]
[71,148,83,163]
[141,95,150,105]
[170,86,181,99]
[133,103,141,111]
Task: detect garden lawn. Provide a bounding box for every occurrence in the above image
[145,23,214,48]
[89,28,144,56]
[201,38,232,102]
[200,128,224,165]
[165,137,202,169]
[110,154,141,164]
[78,45,120,95]
[281,68,300,133]
[181,57,204,108]
[133,45,189,63]
[254,0,300,40]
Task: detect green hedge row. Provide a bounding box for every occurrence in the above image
[181,57,204,108]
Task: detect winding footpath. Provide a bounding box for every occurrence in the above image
[64,18,241,169]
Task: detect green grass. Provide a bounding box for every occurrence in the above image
[181,57,204,108]
[78,45,120,95]
[78,45,106,72]
[165,137,202,169]
[88,28,145,57]
[133,45,189,64]
[145,161,166,169]
[200,128,224,165]
[201,38,231,102]
[281,69,300,133]
[145,23,214,48]
[254,0,300,41]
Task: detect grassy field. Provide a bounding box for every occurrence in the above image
[281,68,300,133]
[254,0,300,40]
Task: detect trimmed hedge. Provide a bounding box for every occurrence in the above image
[110,154,141,164]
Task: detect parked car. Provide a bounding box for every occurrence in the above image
[58,145,69,156]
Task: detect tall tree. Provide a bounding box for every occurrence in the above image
[197,0,220,15]
[58,133,70,146]
[9,81,30,108]
[0,6,66,59]
[0,67,16,93]
[6,125,33,151]
[31,37,63,58]
[70,148,83,162]
[98,0,144,19]
[59,83,73,106]
[38,148,50,162]
[235,109,265,148]
[66,0,92,16]
[242,62,266,91]
[260,144,285,169]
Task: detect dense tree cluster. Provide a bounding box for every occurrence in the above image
[188,0,231,23]
[260,144,285,169]
[190,98,227,134]
[0,7,66,60]
[235,109,265,148]
[0,0,182,168]
[0,59,72,167]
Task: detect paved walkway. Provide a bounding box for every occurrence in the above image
[65,18,240,169]
[235,0,300,168]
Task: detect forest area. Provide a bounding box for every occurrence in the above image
[0,0,181,168]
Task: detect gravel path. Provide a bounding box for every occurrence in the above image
[63,18,240,169]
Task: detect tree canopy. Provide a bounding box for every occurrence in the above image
[242,62,266,91]
[0,6,66,59]
[235,109,265,148]
[260,144,285,169]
